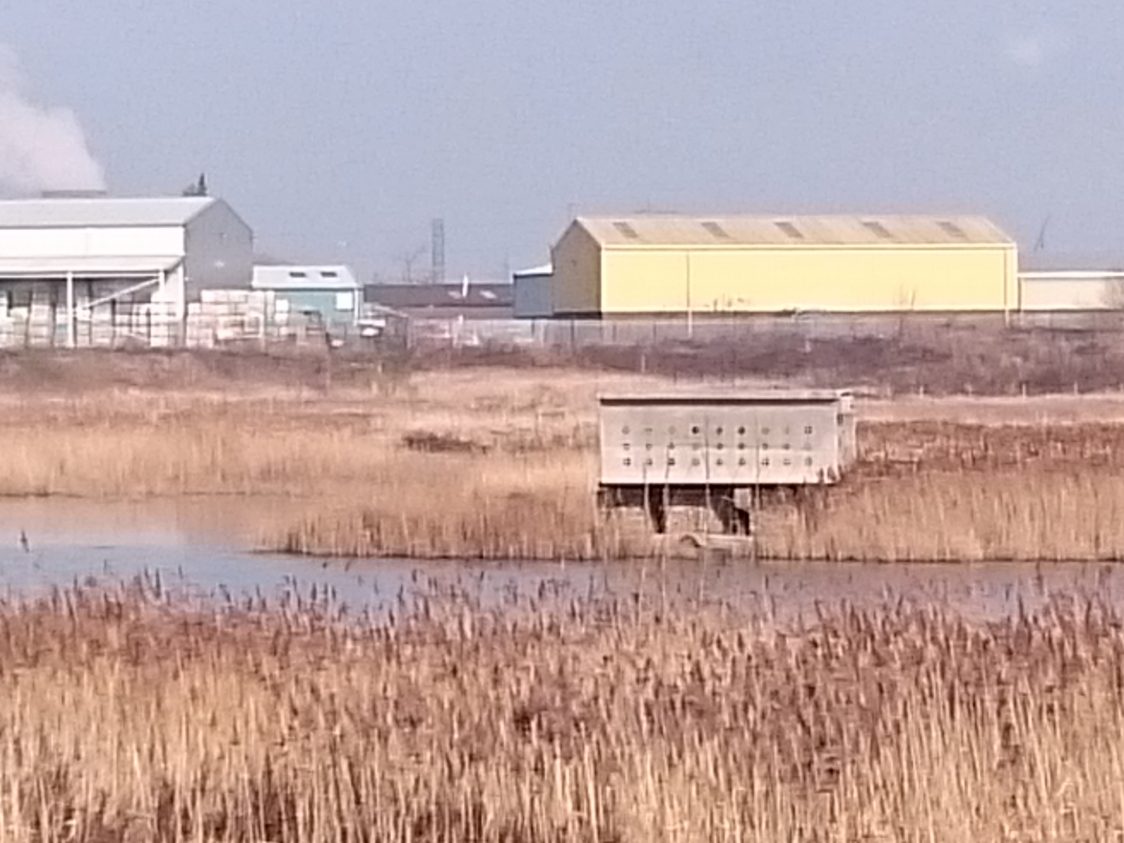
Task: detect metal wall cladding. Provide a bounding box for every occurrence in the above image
[599,400,849,487]
[513,273,553,318]
[552,216,1017,317]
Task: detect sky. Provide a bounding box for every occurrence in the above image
[3,1,1124,280]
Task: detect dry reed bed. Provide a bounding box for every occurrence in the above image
[3,586,1124,841]
[280,465,1124,563]
[761,470,1124,561]
[10,388,1124,561]
[858,421,1124,474]
[277,422,1124,562]
[756,422,1124,561]
[0,388,593,498]
[270,450,634,561]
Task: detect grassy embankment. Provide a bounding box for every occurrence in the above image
[6,359,1124,560]
[1,585,1123,841]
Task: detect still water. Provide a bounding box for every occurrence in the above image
[0,497,1118,623]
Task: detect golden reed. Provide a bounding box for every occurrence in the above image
[0,584,1120,841]
[7,385,1124,561]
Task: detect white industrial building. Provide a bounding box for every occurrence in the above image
[0,196,252,346]
[1018,255,1124,311]
[1020,270,1124,310]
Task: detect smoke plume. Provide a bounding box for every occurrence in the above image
[0,46,106,195]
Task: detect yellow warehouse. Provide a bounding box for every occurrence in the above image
[550,215,1018,317]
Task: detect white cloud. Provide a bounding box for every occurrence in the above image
[0,44,105,195]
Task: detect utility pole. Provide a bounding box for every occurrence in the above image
[431,219,446,284]
[685,252,693,339]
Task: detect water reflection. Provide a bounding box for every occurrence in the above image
[0,497,1118,624]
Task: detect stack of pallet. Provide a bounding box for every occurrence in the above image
[88,303,116,348]
[110,302,143,346]
[0,286,332,349]
[2,303,28,348]
[191,290,242,345]
[0,296,12,348]
[185,290,277,348]
[265,295,305,342]
[67,290,93,348]
[147,301,180,348]
[27,291,54,348]
[184,302,215,348]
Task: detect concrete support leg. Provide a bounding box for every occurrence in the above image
[709,492,752,536]
[644,486,668,534]
[65,271,75,349]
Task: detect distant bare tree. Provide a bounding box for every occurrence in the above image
[894,285,919,343]
[182,173,208,197]
[397,245,428,284]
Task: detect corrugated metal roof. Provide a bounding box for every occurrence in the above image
[575,215,1013,247]
[0,255,183,277]
[1020,252,1124,272]
[1021,270,1124,281]
[365,283,514,309]
[0,197,217,228]
[512,263,553,278]
[252,265,360,290]
[600,388,851,405]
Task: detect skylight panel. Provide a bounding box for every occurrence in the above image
[775,221,804,240]
[937,220,969,240]
[701,221,731,240]
[862,220,894,241]
[613,221,640,240]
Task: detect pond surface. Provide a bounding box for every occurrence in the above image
[0,497,1118,623]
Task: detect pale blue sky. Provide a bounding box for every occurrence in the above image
[5,1,1124,279]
